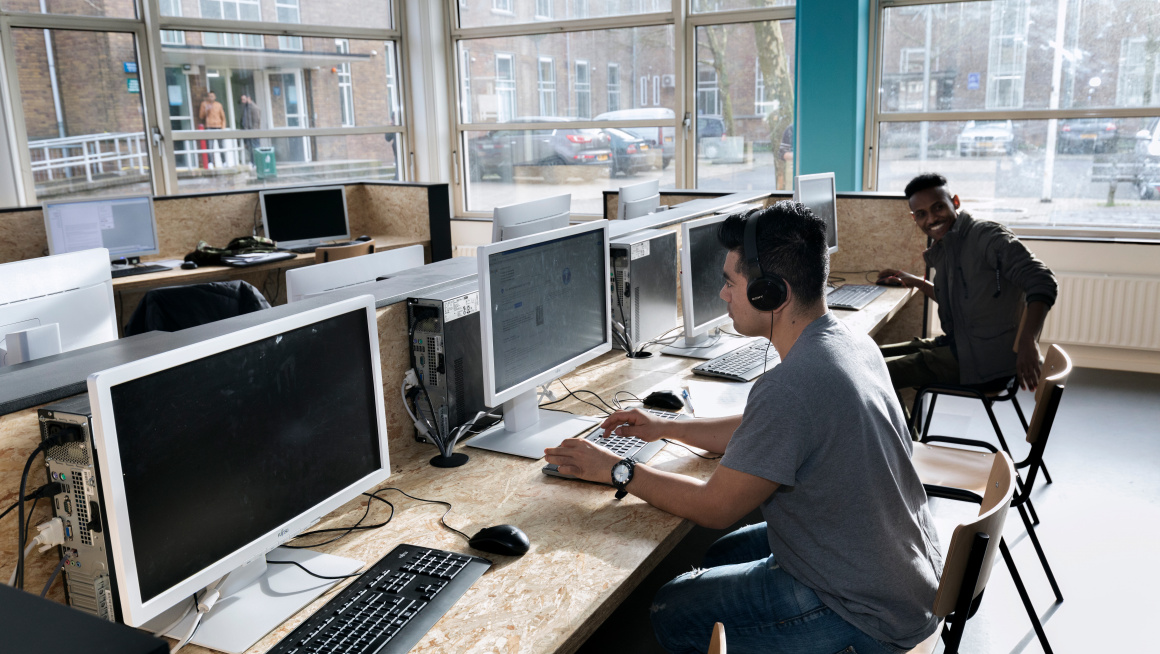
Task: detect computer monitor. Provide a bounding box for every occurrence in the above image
[468,221,610,458]
[616,179,661,220]
[87,295,388,652]
[491,193,571,242]
[285,244,425,302]
[43,196,159,261]
[794,172,838,255]
[260,186,351,249]
[660,212,750,360]
[0,249,117,366]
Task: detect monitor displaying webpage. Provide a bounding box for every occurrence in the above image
[45,197,157,258]
[488,229,607,394]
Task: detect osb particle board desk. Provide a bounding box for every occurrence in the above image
[176,286,916,654]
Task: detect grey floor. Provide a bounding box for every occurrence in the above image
[578,367,1160,653]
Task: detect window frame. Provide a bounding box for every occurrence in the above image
[538,55,558,116]
[607,61,621,112]
[575,59,591,119]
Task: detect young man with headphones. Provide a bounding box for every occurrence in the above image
[545,202,943,654]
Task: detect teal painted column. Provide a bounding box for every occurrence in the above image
[794,0,871,192]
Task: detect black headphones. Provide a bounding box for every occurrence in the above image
[743,210,788,312]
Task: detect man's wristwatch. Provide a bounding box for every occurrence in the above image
[611,458,636,500]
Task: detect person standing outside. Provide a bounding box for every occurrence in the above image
[546,202,943,654]
[199,91,227,168]
[240,94,263,166]
[877,173,1058,414]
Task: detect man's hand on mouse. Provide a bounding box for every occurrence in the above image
[876,269,920,288]
[544,438,622,483]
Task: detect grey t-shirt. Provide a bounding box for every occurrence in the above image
[720,312,943,647]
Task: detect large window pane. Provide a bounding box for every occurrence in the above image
[695,20,796,192]
[463,128,675,214]
[880,1,1160,113]
[691,0,792,12]
[457,26,674,124]
[877,118,1160,231]
[458,0,671,29]
[13,29,151,203]
[159,0,392,31]
[0,0,135,18]
[174,133,401,193]
[162,35,402,130]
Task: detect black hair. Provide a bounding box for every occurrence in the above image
[716,201,828,307]
[904,173,948,199]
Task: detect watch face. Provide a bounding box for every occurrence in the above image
[612,462,631,484]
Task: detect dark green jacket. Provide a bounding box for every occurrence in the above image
[924,212,1057,385]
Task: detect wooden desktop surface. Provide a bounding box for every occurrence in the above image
[174,286,914,654]
[110,235,430,293]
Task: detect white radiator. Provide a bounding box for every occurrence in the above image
[453,245,480,258]
[1041,273,1160,351]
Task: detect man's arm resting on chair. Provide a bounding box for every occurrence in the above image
[1016,300,1050,391]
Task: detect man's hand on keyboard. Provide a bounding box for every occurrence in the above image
[544,438,621,483]
[597,409,668,443]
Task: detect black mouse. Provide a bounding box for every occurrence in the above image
[468,524,530,556]
[642,390,684,412]
[181,261,198,270]
[876,278,902,287]
[355,235,372,242]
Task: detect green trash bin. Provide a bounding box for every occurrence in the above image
[254,147,277,179]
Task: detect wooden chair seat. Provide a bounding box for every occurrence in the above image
[912,444,995,500]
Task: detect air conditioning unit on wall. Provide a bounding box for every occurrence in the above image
[661,74,675,88]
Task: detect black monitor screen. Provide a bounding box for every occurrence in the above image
[488,229,607,395]
[263,188,349,244]
[109,309,381,602]
[688,222,729,329]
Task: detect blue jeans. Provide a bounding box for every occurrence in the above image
[651,523,908,654]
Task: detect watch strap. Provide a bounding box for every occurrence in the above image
[612,458,636,500]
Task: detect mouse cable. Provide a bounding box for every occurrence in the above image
[283,488,397,549]
[0,481,64,523]
[375,488,471,542]
[266,559,365,581]
[613,391,643,411]
[538,381,615,416]
[661,439,722,460]
[560,379,620,414]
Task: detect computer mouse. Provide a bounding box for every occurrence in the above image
[355,235,372,242]
[642,390,684,412]
[468,524,530,556]
[181,261,198,270]
[876,278,902,287]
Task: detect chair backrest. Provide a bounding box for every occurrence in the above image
[316,240,374,263]
[932,452,1016,618]
[708,622,726,654]
[1026,344,1072,446]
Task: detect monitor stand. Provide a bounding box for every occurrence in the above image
[467,387,598,459]
[145,547,363,654]
[660,330,756,360]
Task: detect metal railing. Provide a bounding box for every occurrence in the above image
[172,138,247,170]
[28,132,149,183]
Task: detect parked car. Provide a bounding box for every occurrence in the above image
[957,120,1015,156]
[697,115,727,160]
[594,108,675,169]
[1058,118,1118,154]
[467,117,612,182]
[604,127,654,177]
[1135,118,1160,200]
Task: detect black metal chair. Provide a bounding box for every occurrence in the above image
[912,344,1071,654]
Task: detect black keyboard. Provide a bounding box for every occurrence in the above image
[693,340,779,382]
[110,264,170,278]
[266,544,490,654]
[826,284,886,310]
[542,409,687,480]
[287,242,354,254]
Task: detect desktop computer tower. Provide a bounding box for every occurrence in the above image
[36,394,120,622]
[610,229,679,352]
[407,281,492,444]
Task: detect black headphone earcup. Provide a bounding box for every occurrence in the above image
[747,277,787,312]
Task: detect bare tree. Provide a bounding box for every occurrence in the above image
[754,20,794,186]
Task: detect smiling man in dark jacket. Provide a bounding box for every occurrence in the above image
[877,173,1057,400]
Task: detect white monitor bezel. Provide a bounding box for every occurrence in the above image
[42,196,160,260]
[87,294,389,628]
[477,220,611,407]
[259,185,351,249]
[680,212,732,339]
[491,193,571,243]
[793,172,838,255]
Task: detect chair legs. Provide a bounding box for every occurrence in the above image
[1016,503,1063,603]
[999,538,1055,654]
[1012,395,1054,484]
